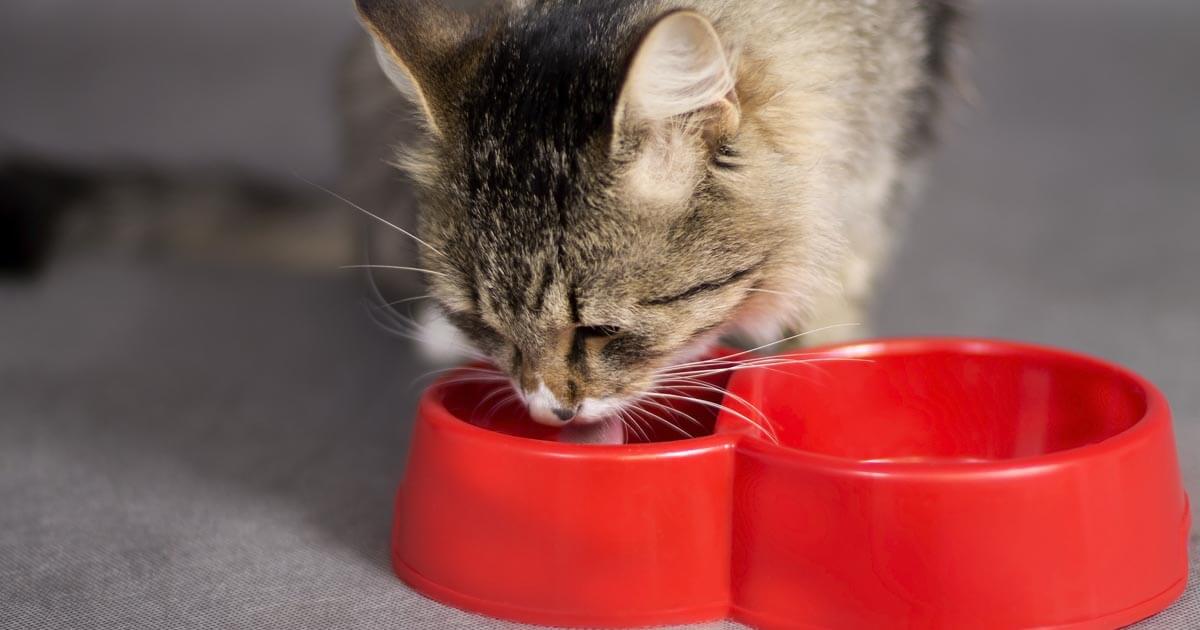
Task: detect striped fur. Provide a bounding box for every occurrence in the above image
[358,0,961,425]
[1,0,958,426]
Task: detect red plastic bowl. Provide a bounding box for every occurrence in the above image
[391,338,1189,629]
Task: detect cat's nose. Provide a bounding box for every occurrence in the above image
[551,407,576,422]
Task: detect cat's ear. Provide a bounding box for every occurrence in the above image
[615,10,740,144]
[355,0,471,136]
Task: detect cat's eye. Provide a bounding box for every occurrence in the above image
[577,325,622,339]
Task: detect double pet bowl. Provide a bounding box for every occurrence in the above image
[391,338,1190,629]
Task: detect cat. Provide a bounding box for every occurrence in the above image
[353,0,960,425]
[2,0,959,430]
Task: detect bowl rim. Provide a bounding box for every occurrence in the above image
[415,337,1171,471]
[418,375,741,461]
[729,336,1173,477]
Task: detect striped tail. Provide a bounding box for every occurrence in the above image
[1,156,355,277]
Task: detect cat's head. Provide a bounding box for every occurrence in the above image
[358,0,826,425]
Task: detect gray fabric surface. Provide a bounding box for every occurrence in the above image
[2,0,1198,628]
[0,0,353,181]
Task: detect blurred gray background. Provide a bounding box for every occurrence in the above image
[1,1,1197,628]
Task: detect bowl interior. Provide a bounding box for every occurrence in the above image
[744,343,1149,462]
[437,369,733,444]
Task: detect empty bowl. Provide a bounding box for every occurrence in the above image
[390,338,1189,629]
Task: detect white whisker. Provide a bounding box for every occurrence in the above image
[655,323,864,373]
[375,295,434,309]
[616,408,649,443]
[664,377,767,421]
[292,172,446,258]
[367,301,488,361]
[433,376,511,390]
[743,287,803,299]
[414,365,502,382]
[426,369,508,384]
[630,405,693,439]
[660,356,872,380]
[341,264,447,278]
[696,356,872,370]
[636,397,705,430]
[472,385,519,420]
[658,378,776,440]
[479,393,520,426]
[644,391,779,444]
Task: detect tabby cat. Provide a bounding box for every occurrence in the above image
[2,0,958,428]
[354,0,959,425]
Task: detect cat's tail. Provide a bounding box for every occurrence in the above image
[0,156,354,277]
[1,157,90,275]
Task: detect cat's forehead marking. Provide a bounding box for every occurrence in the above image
[437,4,736,341]
[454,3,629,225]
